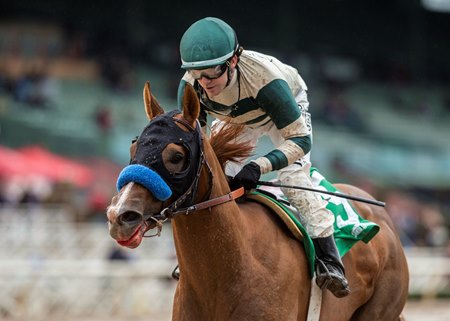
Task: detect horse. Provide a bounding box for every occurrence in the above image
[106,82,409,321]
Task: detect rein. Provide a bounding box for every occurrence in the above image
[156,187,244,219]
[149,186,244,222]
[144,183,245,238]
[144,187,245,238]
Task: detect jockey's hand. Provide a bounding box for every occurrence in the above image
[230,162,261,191]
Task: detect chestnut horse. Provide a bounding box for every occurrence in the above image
[107,82,409,321]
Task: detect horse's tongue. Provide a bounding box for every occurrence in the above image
[118,226,143,249]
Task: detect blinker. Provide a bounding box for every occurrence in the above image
[130,110,202,200]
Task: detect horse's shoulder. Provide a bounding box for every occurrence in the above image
[237,198,280,221]
[237,199,301,240]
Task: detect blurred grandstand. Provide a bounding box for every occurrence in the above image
[1,1,450,319]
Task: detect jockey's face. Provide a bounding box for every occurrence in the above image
[196,55,238,97]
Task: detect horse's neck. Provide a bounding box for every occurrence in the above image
[171,180,248,278]
[172,143,251,276]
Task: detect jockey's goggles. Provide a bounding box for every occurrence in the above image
[188,62,229,80]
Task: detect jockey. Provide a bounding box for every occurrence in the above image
[177,17,350,298]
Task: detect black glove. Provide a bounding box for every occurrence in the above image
[230,162,261,191]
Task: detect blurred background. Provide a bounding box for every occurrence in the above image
[1,0,449,320]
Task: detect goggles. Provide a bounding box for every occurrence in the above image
[188,63,229,80]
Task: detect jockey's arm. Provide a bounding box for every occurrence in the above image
[252,80,311,175]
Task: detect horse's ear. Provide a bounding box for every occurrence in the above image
[143,81,164,120]
[181,83,200,127]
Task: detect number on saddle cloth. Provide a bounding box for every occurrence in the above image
[252,168,380,258]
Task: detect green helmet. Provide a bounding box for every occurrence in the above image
[180,17,239,70]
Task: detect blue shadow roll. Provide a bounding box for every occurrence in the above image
[116,164,172,201]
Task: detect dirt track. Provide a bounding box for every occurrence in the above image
[52,299,450,321]
[403,299,450,321]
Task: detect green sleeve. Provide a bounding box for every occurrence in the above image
[256,79,301,129]
[255,79,312,170]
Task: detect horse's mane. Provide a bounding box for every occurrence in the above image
[209,122,255,170]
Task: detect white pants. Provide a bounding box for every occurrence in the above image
[213,93,334,238]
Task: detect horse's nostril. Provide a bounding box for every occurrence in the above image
[118,211,143,225]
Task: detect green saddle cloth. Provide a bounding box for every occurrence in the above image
[251,167,380,276]
[310,167,380,256]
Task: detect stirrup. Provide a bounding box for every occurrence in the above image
[315,259,350,298]
[172,265,180,280]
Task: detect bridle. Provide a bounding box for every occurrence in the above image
[150,116,211,216]
[126,112,244,237]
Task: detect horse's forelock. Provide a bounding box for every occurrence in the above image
[209,122,254,170]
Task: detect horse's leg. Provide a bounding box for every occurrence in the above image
[331,185,409,321]
[348,249,408,321]
[349,288,405,321]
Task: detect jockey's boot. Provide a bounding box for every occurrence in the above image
[312,235,350,298]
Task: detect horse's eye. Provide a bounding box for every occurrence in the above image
[162,145,187,173]
[171,152,184,164]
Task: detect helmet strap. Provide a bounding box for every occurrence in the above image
[225,60,232,87]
